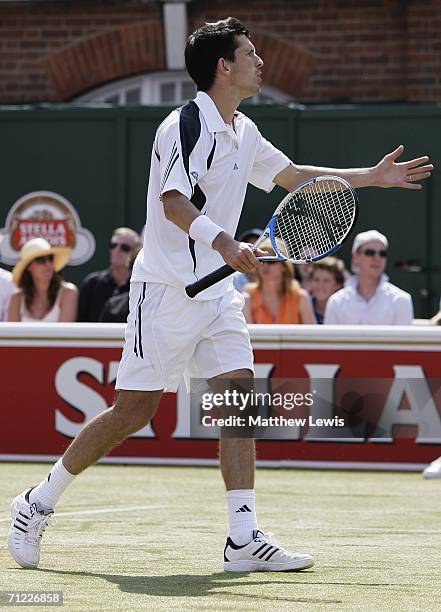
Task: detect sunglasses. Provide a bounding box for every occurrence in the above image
[360,248,387,258]
[34,254,54,265]
[109,241,132,253]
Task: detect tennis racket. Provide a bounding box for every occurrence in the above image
[185,175,358,298]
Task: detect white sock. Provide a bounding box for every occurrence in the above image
[227,489,258,545]
[29,459,76,511]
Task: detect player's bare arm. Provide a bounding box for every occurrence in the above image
[161,190,264,274]
[185,177,357,298]
[274,144,433,192]
[161,190,200,232]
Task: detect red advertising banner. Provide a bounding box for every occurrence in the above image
[1,324,440,470]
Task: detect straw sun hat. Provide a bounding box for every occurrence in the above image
[12,237,72,285]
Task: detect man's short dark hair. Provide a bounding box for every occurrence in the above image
[185,17,250,92]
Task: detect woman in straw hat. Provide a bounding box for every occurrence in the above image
[8,237,78,322]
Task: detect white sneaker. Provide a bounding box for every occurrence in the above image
[422,456,441,479]
[224,529,314,572]
[8,488,53,569]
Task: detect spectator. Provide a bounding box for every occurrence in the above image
[296,263,314,292]
[98,291,130,324]
[0,235,15,321]
[310,257,347,324]
[233,228,262,292]
[243,244,316,324]
[324,230,413,325]
[99,245,142,323]
[8,238,78,322]
[78,227,141,322]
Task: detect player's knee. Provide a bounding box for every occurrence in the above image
[210,368,253,382]
[112,394,158,432]
[111,404,150,435]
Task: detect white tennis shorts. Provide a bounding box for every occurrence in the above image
[116,282,254,392]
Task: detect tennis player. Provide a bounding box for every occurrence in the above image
[8,17,432,572]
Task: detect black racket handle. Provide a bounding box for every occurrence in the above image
[185,264,235,298]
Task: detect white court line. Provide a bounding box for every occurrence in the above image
[0,504,167,523]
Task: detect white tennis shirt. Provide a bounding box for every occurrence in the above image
[132,91,291,300]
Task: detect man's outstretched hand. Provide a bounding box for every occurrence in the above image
[374,144,433,189]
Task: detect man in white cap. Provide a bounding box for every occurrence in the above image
[0,235,15,321]
[324,229,413,325]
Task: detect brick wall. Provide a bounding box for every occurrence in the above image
[1,0,440,104]
[189,0,441,104]
[0,1,160,102]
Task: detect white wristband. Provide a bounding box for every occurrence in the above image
[189,215,223,248]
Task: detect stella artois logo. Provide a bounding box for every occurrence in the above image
[0,191,95,265]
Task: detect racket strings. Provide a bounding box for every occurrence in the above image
[275,179,355,261]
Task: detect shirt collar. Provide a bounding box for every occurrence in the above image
[194,91,229,133]
[347,273,389,292]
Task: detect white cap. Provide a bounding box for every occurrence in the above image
[352,230,388,255]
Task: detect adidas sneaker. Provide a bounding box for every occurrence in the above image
[224,529,314,572]
[8,488,53,569]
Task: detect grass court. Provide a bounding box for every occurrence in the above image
[1,463,440,611]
